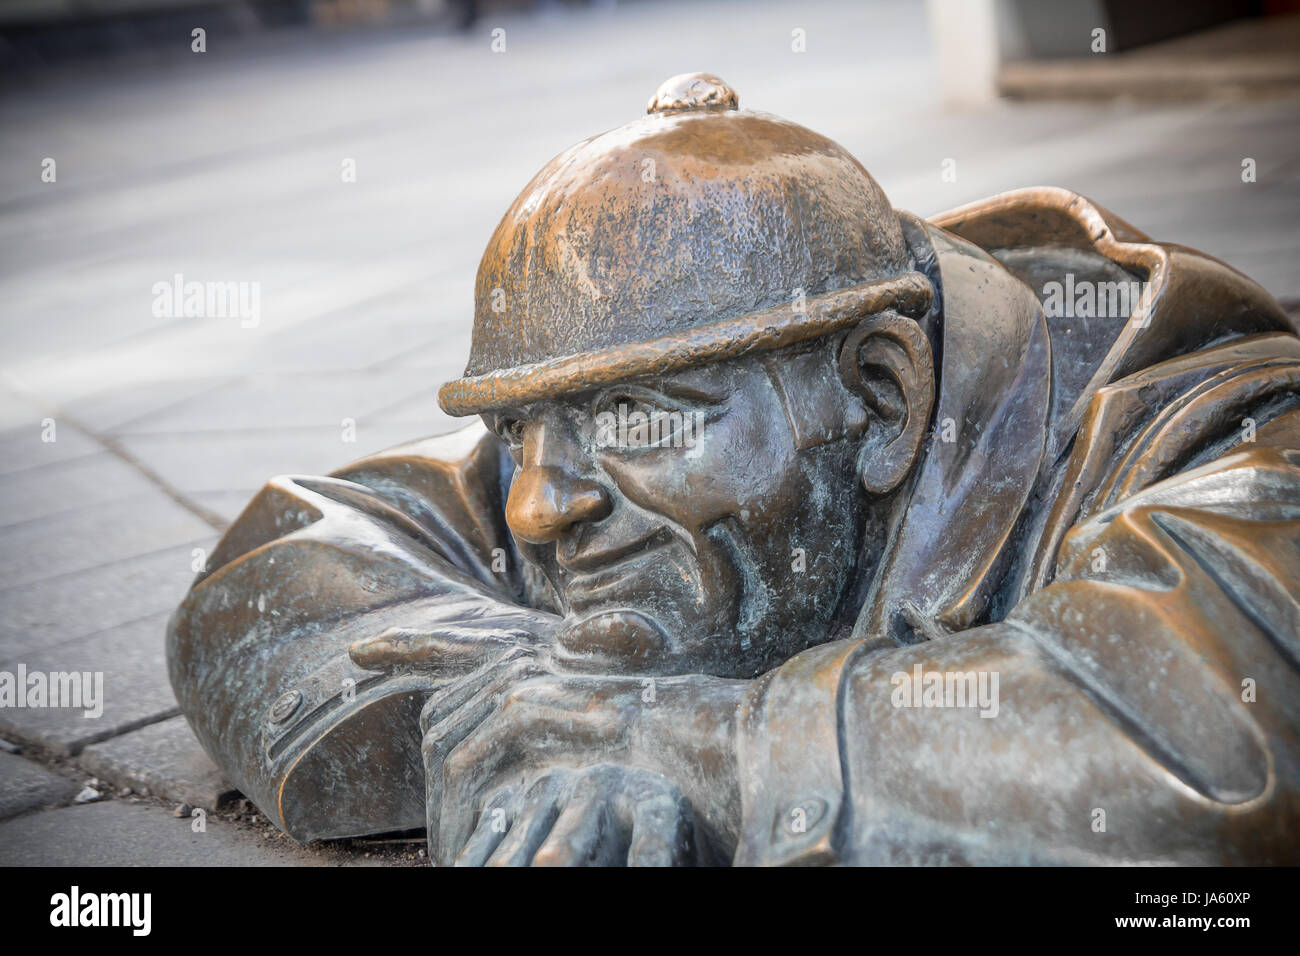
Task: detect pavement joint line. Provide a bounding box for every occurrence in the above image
[0,609,172,670]
[1,371,231,533]
[1,705,182,758]
[0,482,200,534]
[354,385,443,420]
[3,249,450,388]
[86,377,238,436]
[0,103,451,219]
[0,534,212,595]
[0,447,103,481]
[80,430,229,533]
[363,334,470,372]
[0,487,207,534]
[108,421,430,439]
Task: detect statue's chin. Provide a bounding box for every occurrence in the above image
[555,608,673,673]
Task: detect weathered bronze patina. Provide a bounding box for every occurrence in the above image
[168,73,1300,865]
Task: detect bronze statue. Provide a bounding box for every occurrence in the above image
[167,73,1300,865]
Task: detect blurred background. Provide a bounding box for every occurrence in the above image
[0,1,1297,857]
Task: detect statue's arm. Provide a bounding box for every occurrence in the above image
[735,439,1300,865]
[166,421,556,841]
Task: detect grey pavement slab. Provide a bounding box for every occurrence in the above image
[115,367,443,436]
[375,330,474,373]
[0,799,386,866]
[188,491,268,526]
[0,611,181,756]
[0,419,100,479]
[0,751,80,821]
[255,273,468,375]
[0,451,163,530]
[0,541,211,665]
[115,424,430,500]
[0,491,214,590]
[59,376,235,435]
[79,715,235,811]
[354,386,447,429]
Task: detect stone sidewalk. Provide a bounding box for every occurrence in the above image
[1,0,1297,864]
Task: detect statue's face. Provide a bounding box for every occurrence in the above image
[485,349,867,678]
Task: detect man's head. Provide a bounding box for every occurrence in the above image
[439,74,936,677]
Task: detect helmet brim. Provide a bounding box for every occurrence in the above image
[437,272,934,416]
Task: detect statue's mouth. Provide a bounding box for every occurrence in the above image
[556,525,674,574]
[562,544,673,611]
[557,526,681,613]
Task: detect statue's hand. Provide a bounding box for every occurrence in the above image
[425,671,747,865]
[449,764,697,866]
[347,601,560,675]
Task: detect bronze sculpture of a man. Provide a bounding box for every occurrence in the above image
[168,73,1300,865]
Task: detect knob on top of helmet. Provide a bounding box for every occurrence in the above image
[647,72,739,114]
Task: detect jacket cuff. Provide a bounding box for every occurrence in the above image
[733,638,866,865]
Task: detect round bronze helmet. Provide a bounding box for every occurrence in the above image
[438,72,933,416]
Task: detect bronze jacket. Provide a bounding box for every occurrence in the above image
[167,189,1300,862]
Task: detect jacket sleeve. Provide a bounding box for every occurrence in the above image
[735,436,1300,865]
[167,421,558,842]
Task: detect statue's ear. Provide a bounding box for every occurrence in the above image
[837,313,935,495]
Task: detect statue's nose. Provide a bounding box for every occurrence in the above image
[506,464,612,544]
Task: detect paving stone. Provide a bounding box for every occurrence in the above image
[115,424,428,499]
[0,386,45,431]
[0,751,80,821]
[188,491,263,526]
[0,451,161,530]
[360,386,462,432]
[0,799,385,866]
[374,330,473,372]
[79,716,235,811]
[116,367,442,436]
[0,491,213,590]
[0,421,100,478]
[0,611,181,756]
[250,273,464,375]
[59,376,235,435]
[0,541,212,665]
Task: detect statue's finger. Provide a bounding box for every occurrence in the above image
[426,691,507,866]
[626,782,694,867]
[424,656,547,863]
[483,774,567,867]
[452,787,516,867]
[349,624,526,671]
[434,676,612,842]
[532,780,621,867]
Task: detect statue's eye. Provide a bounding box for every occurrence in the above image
[594,391,670,426]
[608,394,663,419]
[496,417,527,449]
[591,388,703,451]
